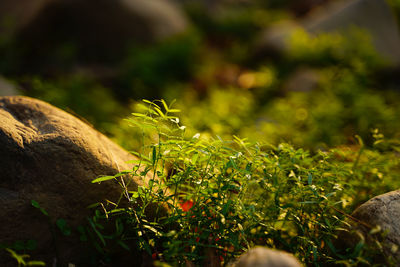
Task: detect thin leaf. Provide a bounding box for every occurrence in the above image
[92,176,116,183]
[161,99,169,112]
[27,261,46,266]
[152,146,157,165]
[117,240,131,251]
[154,107,165,117]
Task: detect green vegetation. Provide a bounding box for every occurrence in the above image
[87,101,400,266]
[2,1,400,265]
[4,249,45,267]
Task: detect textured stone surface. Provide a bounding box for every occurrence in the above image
[0,96,142,265]
[232,247,302,267]
[345,190,400,263]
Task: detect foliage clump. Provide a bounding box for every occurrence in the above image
[86,100,400,266]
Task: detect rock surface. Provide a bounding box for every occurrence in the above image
[0,76,19,96]
[258,0,400,65]
[341,190,400,263]
[282,68,320,93]
[6,0,188,72]
[0,0,51,35]
[232,247,302,267]
[0,96,142,265]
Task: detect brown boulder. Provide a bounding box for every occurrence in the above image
[231,247,302,267]
[0,96,142,265]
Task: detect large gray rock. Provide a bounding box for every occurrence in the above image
[258,0,400,65]
[0,96,144,265]
[232,247,302,267]
[339,190,400,264]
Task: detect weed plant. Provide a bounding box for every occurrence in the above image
[88,100,400,266]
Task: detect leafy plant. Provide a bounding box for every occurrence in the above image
[5,249,45,267]
[89,100,400,266]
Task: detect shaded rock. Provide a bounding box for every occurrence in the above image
[232,247,302,267]
[0,96,143,265]
[175,0,329,16]
[304,0,400,64]
[0,0,51,35]
[288,0,332,17]
[257,0,400,65]
[256,21,302,60]
[283,67,320,93]
[338,190,400,264]
[0,76,20,96]
[118,0,187,41]
[10,0,188,73]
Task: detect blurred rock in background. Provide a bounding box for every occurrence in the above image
[1,0,188,75]
[0,0,51,36]
[258,0,400,66]
[0,76,19,96]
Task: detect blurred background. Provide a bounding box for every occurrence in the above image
[1,0,400,151]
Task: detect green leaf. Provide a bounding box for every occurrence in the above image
[56,219,71,236]
[27,261,46,266]
[92,176,115,183]
[88,218,106,246]
[308,173,312,185]
[354,135,364,147]
[131,112,148,118]
[245,162,252,172]
[131,191,140,199]
[168,109,181,113]
[222,200,232,215]
[352,241,364,257]
[31,200,49,216]
[228,157,238,169]
[77,226,88,242]
[154,106,165,117]
[25,240,37,251]
[115,219,124,236]
[117,240,131,251]
[325,239,337,254]
[142,99,154,105]
[161,99,169,112]
[152,146,157,165]
[6,249,27,265]
[31,200,40,209]
[191,153,199,164]
[13,240,25,250]
[143,224,161,235]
